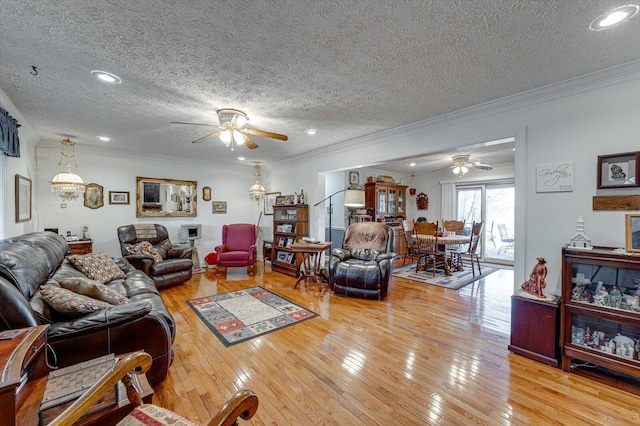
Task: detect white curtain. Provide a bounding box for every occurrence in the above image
[441,182,456,222]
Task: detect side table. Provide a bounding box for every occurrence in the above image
[67,239,93,254]
[290,241,332,291]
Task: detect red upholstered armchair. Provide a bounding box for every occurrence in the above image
[215,223,257,275]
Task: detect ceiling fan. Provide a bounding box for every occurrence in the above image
[171,108,288,150]
[445,155,493,175]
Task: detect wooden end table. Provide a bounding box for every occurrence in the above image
[290,241,332,291]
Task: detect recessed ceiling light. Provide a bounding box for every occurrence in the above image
[97,136,111,142]
[305,129,317,135]
[590,5,639,31]
[237,157,246,161]
[409,162,416,167]
[90,70,122,84]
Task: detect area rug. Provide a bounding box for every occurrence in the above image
[392,264,498,290]
[187,286,318,346]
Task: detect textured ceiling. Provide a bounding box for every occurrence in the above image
[1,1,639,172]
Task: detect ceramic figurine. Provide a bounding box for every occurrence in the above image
[520,257,548,298]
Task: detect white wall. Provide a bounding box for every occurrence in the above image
[35,145,268,262]
[270,64,640,296]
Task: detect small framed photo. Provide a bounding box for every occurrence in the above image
[264,191,280,215]
[625,214,640,253]
[275,195,286,206]
[276,251,287,262]
[84,183,104,209]
[349,170,360,186]
[284,194,295,205]
[109,191,130,205]
[15,174,32,223]
[597,152,640,189]
[202,186,212,201]
[212,201,227,214]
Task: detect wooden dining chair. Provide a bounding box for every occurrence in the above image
[413,220,447,277]
[442,220,465,235]
[450,221,484,277]
[402,219,419,265]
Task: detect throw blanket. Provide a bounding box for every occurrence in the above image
[134,223,157,240]
[343,222,389,251]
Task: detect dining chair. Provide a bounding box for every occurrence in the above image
[450,221,484,277]
[402,219,419,265]
[442,220,465,235]
[413,220,447,277]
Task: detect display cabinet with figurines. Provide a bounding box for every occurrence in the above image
[561,245,640,379]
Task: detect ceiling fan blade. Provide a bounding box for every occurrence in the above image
[245,128,288,141]
[243,134,259,149]
[192,131,223,144]
[471,162,493,170]
[171,121,221,127]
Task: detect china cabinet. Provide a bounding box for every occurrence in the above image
[272,204,309,277]
[561,245,640,378]
[364,182,408,222]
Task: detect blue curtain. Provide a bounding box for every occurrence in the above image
[0,107,21,157]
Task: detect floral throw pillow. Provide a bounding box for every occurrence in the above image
[57,276,130,305]
[66,253,127,284]
[125,241,164,263]
[40,285,113,316]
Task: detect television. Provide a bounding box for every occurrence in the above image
[180,224,202,241]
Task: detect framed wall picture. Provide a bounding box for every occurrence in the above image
[84,183,104,209]
[202,186,212,201]
[536,162,573,193]
[212,201,227,214]
[108,191,130,205]
[264,191,280,215]
[349,170,360,186]
[597,151,640,189]
[15,174,32,223]
[626,214,640,253]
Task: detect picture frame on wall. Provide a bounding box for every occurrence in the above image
[202,186,212,201]
[15,174,31,223]
[597,151,640,189]
[84,183,104,209]
[212,201,227,214]
[264,192,280,215]
[349,170,359,186]
[108,191,130,205]
[625,214,640,253]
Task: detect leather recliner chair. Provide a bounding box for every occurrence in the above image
[117,224,193,289]
[328,222,396,300]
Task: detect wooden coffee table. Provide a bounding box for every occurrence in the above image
[290,241,332,291]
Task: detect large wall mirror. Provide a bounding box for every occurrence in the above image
[136,176,197,218]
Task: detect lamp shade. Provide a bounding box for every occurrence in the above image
[344,189,365,207]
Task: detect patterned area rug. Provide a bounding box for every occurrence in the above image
[393,264,498,290]
[187,286,318,346]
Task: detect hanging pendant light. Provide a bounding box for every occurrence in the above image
[409,172,417,197]
[248,163,266,201]
[51,139,85,208]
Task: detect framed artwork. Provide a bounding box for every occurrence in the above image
[202,186,212,201]
[15,174,32,223]
[84,183,104,209]
[284,194,295,205]
[625,214,640,253]
[536,162,573,193]
[275,195,286,205]
[108,191,130,205]
[212,201,227,214]
[597,152,640,189]
[264,191,280,215]
[349,171,360,186]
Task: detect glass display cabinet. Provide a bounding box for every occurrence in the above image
[272,204,308,277]
[365,182,408,222]
[561,245,640,378]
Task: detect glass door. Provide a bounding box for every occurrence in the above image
[456,182,514,265]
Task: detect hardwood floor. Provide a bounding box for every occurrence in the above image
[154,263,640,425]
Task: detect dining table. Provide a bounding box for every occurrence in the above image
[411,233,471,275]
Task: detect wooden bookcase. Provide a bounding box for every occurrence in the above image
[561,245,640,379]
[272,204,309,277]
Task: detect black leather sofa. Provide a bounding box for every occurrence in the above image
[0,232,175,385]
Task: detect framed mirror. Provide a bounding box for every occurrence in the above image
[136,176,197,218]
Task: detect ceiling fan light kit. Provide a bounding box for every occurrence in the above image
[172,108,287,151]
[449,154,493,177]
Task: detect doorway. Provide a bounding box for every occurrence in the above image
[456,181,514,265]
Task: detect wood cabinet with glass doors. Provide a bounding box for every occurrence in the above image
[364,182,408,256]
[561,245,640,379]
[272,204,309,277]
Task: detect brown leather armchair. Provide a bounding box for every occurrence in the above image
[328,222,395,300]
[117,224,193,289]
